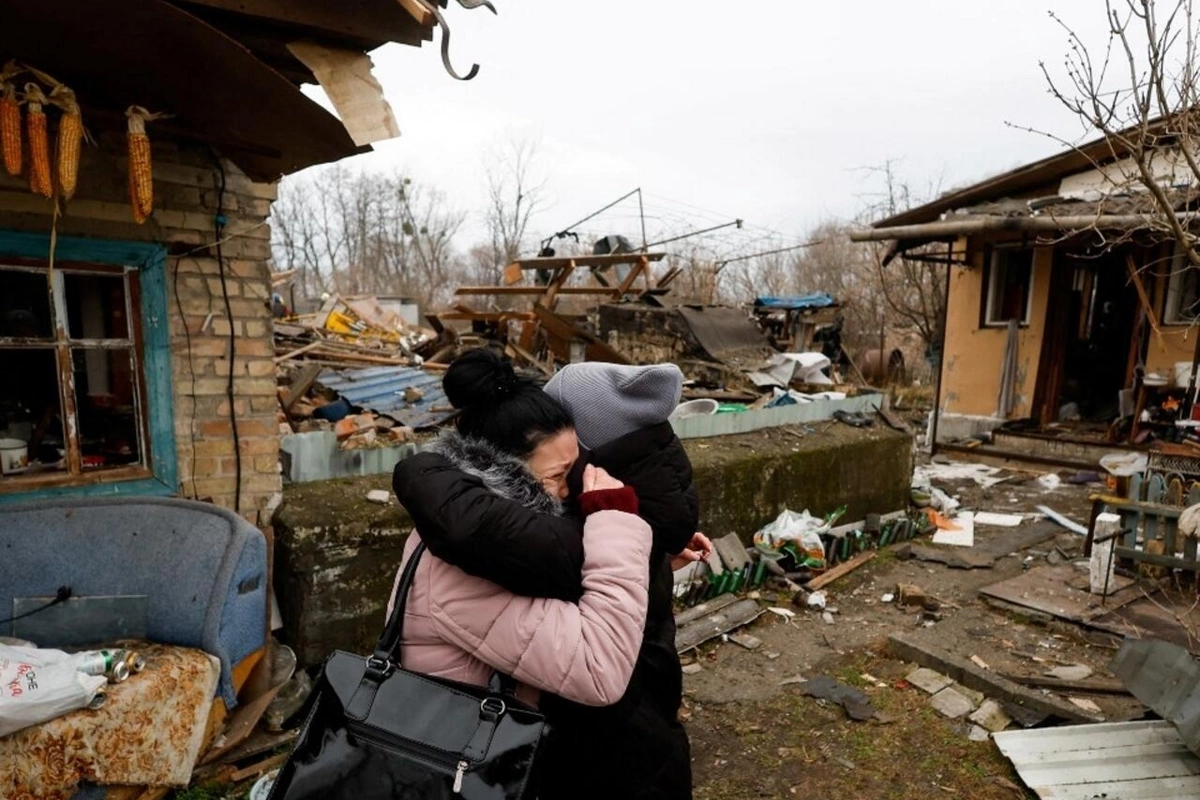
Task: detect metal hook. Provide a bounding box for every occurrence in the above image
[430,3,481,81]
[455,0,498,14]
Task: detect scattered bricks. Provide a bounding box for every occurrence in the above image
[969,699,1012,733]
[366,490,391,504]
[967,726,990,742]
[889,632,1102,724]
[929,687,975,719]
[906,667,954,696]
[681,663,703,676]
[897,584,927,608]
[897,583,940,611]
[335,413,376,441]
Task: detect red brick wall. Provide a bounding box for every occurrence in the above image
[0,129,281,524]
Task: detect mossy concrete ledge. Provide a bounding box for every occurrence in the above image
[686,423,912,540]
[273,473,412,668]
[273,424,911,667]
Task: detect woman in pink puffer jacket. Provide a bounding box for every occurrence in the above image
[388,350,652,708]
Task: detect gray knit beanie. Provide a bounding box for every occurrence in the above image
[544,363,684,450]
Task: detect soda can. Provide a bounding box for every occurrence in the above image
[76,650,131,683]
[122,650,146,674]
[87,688,107,710]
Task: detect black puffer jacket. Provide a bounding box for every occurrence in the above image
[393,421,698,800]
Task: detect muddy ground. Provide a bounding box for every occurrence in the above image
[684,454,1156,800]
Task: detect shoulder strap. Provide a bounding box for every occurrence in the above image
[373,540,426,667]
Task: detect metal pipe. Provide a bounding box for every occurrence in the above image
[929,242,953,455]
[849,211,1200,243]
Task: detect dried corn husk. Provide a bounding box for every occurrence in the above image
[126,106,155,223]
[24,83,51,198]
[48,85,83,200]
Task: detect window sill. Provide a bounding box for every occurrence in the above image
[981,322,1031,329]
[0,465,172,501]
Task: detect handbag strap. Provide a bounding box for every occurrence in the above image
[368,539,520,698]
[370,540,427,670]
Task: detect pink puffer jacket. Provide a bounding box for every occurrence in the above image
[387,504,652,707]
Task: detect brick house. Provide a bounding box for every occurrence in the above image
[0,1,450,523]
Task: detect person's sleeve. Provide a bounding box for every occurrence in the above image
[393,453,585,601]
[430,506,652,706]
[628,440,699,556]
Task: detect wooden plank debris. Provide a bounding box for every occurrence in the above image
[675,598,763,653]
[888,632,1104,724]
[229,752,289,783]
[999,673,1132,695]
[805,551,876,591]
[674,593,739,627]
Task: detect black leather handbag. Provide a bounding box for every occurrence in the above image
[268,543,548,799]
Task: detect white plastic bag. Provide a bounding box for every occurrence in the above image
[0,644,107,737]
[752,508,830,571]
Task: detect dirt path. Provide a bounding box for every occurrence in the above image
[683,462,1142,799]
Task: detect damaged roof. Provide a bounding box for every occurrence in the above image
[872,114,1184,231]
[0,0,455,181]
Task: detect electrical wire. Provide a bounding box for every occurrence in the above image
[0,586,72,625]
[173,255,201,498]
[210,152,242,515]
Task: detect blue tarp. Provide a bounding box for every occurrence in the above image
[754,293,836,310]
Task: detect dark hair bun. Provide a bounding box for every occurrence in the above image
[443,348,522,410]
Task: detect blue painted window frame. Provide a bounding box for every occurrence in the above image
[0,230,177,503]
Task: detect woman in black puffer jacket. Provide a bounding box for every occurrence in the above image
[394,354,702,800]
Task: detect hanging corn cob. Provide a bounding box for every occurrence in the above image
[24,84,51,198]
[49,86,82,200]
[0,61,21,178]
[126,106,155,224]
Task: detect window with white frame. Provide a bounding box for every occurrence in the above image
[983,246,1035,326]
[1164,243,1200,324]
[0,261,149,487]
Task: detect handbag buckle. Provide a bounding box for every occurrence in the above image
[365,655,394,677]
[480,696,506,718]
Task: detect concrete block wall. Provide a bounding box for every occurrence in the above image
[0,128,281,524]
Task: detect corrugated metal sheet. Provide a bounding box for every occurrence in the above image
[317,366,455,430]
[670,393,883,440]
[1111,638,1200,755]
[993,720,1200,799]
[280,431,418,483]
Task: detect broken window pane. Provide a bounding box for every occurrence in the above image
[72,347,141,468]
[0,268,53,339]
[1166,263,1200,324]
[65,272,129,341]
[985,248,1034,325]
[0,348,67,474]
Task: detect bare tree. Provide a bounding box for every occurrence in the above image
[1040,0,1200,266]
[271,166,466,310]
[858,162,948,357]
[475,136,546,286]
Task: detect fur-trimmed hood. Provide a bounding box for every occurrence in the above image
[427,430,564,517]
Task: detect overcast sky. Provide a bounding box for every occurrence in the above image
[298,1,1116,254]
